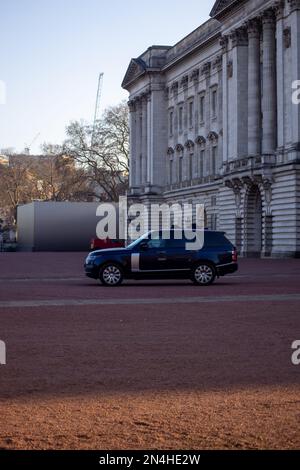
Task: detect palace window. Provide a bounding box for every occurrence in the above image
[179,156,183,182]
[139,115,143,135]
[189,101,194,128]
[169,111,174,136]
[199,95,205,123]
[212,146,217,175]
[139,155,143,183]
[169,159,173,185]
[211,213,218,231]
[179,106,183,132]
[211,89,217,118]
[199,149,205,178]
[189,153,193,181]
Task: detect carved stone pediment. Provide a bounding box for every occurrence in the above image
[210,0,242,18]
[122,58,147,89]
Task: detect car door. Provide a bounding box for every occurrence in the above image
[164,237,194,271]
[139,237,167,272]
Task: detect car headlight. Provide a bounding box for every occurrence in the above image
[86,253,101,263]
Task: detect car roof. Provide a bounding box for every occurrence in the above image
[166,229,226,234]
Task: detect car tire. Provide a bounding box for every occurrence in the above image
[191,262,216,286]
[99,263,124,287]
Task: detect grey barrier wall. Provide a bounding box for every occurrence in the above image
[17,202,35,251]
[17,201,116,251]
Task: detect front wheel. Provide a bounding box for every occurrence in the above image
[99,263,124,287]
[191,262,216,286]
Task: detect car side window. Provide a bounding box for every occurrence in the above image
[204,232,226,247]
[165,238,186,249]
[147,238,166,249]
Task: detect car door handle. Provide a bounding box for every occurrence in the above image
[157,251,167,261]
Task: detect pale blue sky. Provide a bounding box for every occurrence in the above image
[0,0,215,154]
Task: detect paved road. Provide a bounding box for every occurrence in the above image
[0,253,299,449]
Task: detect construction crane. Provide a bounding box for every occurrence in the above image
[91,72,104,144]
[24,132,41,155]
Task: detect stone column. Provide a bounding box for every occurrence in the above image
[229,26,249,159]
[274,1,285,149]
[288,0,300,150]
[147,80,167,191]
[191,69,199,140]
[247,18,261,156]
[147,92,152,183]
[262,9,277,154]
[181,75,189,182]
[128,100,136,188]
[135,98,142,186]
[220,36,229,165]
[202,62,211,147]
[141,93,148,185]
[215,56,223,174]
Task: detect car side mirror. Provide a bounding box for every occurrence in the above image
[139,241,149,251]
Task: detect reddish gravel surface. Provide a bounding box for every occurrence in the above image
[0,253,300,449]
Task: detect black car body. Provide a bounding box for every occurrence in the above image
[84,230,238,286]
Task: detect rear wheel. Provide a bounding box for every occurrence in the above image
[100,263,124,287]
[191,262,215,286]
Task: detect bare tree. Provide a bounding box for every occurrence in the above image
[0,150,92,225]
[0,101,129,229]
[63,101,129,202]
[0,156,38,223]
[33,145,92,202]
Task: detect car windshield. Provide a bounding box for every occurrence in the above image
[126,232,151,249]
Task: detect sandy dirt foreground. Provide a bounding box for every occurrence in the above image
[0,254,299,449]
[0,389,299,450]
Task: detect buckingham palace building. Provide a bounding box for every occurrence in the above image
[122,0,300,257]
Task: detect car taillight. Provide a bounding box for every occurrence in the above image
[232,248,238,262]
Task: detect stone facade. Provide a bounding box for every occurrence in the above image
[122,0,300,257]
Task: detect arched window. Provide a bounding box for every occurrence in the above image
[179,156,183,182]
[175,144,184,183]
[185,140,194,182]
[212,146,217,176]
[189,154,193,181]
[170,159,173,185]
[200,149,205,179]
[207,132,219,177]
[195,136,206,180]
[167,147,174,186]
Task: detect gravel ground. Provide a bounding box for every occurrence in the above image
[0,253,299,449]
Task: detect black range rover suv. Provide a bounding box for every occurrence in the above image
[84,230,238,287]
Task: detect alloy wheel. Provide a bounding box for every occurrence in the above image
[194,264,214,285]
[102,265,122,286]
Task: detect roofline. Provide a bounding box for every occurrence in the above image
[162,29,221,72]
[121,67,162,90]
[142,45,172,51]
[171,18,215,50]
[210,0,245,18]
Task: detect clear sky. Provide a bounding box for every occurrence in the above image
[0,0,215,154]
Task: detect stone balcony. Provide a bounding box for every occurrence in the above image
[165,175,221,192]
[222,154,277,175]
